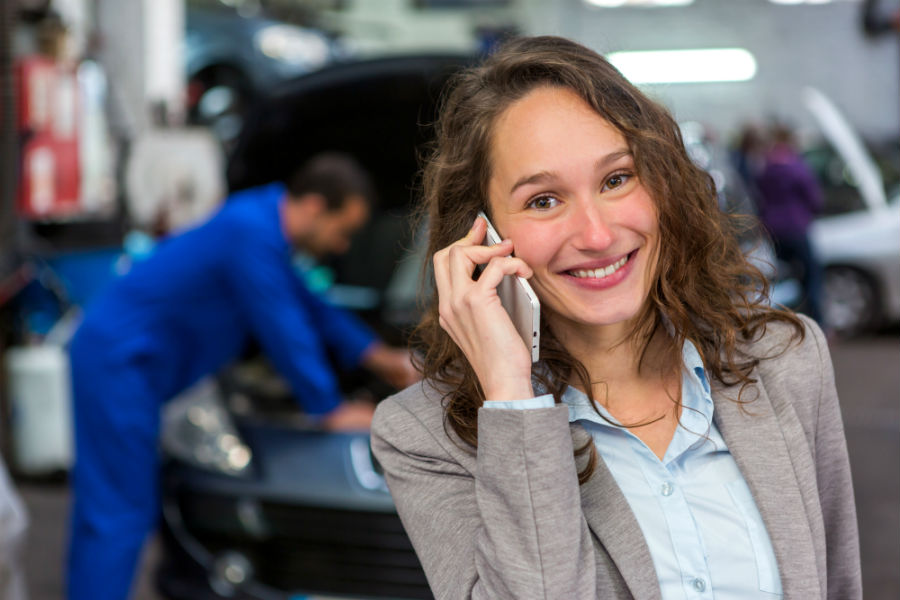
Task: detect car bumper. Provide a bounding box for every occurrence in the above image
[159,420,431,599]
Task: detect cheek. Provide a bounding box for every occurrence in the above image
[508,224,560,270]
[625,192,660,242]
[630,196,661,280]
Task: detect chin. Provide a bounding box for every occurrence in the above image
[549,305,639,330]
[547,290,650,331]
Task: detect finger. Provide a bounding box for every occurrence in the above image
[433,249,453,304]
[441,217,485,253]
[434,234,512,304]
[433,222,487,284]
[464,215,487,245]
[446,239,514,280]
[475,255,534,291]
[436,237,511,272]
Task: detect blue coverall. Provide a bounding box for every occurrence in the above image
[66,183,376,600]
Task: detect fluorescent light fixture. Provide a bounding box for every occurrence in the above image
[585,0,694,6]
[607,48,757,84]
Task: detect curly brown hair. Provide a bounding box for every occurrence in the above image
[411,35,803,482]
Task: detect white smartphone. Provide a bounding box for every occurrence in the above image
[477,211,541,363]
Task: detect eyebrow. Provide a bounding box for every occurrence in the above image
[509,148,633,195]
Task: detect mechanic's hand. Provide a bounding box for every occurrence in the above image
[433,216,534,402]
[320,400,375,432]
[361,343,421,390]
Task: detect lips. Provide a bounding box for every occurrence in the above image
[565,251,635,280]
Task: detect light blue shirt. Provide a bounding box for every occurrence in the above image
[485,341,783,599]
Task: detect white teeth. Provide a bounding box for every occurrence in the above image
[570,255,628,279]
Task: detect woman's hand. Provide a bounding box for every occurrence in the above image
[433,216,535,402]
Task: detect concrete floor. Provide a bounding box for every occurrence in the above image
[15,330,900,600]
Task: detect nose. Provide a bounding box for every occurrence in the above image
[570,198,613,251]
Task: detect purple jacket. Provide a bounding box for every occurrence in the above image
[755,147,824,238]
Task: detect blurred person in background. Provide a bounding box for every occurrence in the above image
[371,36,860,599]
[754,124,827,328]
[731,122,767,204]
[66,152,418,600]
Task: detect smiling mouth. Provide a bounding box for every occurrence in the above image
[567,251,634,279]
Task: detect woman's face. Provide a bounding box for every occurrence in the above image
[487,85,659,339]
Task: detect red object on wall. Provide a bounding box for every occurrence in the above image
[15,55,82,219]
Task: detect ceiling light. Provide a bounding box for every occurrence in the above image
[584,0,694,6]
[769,0,845,4]
[607,48,757,84]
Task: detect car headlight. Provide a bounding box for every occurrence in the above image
[161,378,253,476]
[254,24,331,69]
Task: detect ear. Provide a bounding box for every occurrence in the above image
[295,192,327,216]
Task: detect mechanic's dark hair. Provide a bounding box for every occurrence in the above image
[287,152,376,211]
[413,35,804,483]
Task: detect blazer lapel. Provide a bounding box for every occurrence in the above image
[572,423,662,600]
[712,372,823,599]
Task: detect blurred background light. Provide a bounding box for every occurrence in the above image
[607,48,758,84]
[255,24,331,68]
[769,0,855,4]
[585,0,695,6]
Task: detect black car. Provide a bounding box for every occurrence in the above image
[185,0,347,148]
[156,53,474,600]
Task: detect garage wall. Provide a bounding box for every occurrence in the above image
[520,0,899,143]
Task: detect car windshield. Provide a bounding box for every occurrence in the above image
[804,142,899,216]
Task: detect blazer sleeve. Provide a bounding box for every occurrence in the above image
[371,394,598,599]
[807,321,863,599]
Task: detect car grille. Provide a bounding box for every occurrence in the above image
[172,489,433,599]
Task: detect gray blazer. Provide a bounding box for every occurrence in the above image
[371,317,862,599]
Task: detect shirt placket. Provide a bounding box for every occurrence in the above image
[629,442,713,600]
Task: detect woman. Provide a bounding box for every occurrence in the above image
[371,36,860,600]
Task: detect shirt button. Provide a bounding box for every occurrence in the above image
[692,578,706,592]
[660,482,674,496]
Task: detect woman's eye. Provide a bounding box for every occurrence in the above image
[527,195,559,210]
[603,172,631,191]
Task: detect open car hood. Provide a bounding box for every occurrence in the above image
[227,53,474,203]
[803,86,888,213]
[224,54,474,328]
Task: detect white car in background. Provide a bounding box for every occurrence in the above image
[804,88,900,336]
[811,192,900,335]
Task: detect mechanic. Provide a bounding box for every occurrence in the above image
[66,152,418,600]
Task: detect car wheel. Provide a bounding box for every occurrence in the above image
[187,67,253,151]
[822,266,880,336]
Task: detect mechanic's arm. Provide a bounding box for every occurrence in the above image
[298,282,420,389]
[226,232,365,426]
